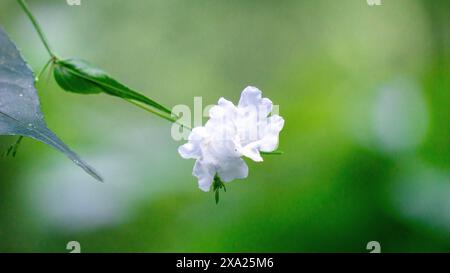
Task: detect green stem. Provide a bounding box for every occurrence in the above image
[17,0,56,58]
[126,99,192,131]
[35,57,53,82]
[261,150,284,155]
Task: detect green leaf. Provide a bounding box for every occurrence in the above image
[0,27,102,182]
[54,58,174,119]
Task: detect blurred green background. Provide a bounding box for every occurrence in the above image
[0,0,449,252]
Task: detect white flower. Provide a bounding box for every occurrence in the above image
[178,86,284,192]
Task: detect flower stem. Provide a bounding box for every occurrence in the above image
[126,99,192,131]
[213,175,226,204]
[17,0,56,59]
[260,150,284,155]
[35,57,53,82]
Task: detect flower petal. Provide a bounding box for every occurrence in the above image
[259,135,279,152]
[178,127,209,159]
[209,97,237,122]
[189,126,209,141]
[193,160,216,192]
[238,87,273,121]
[259,115,285,152]
[217,158,249,182]
[178,143,200,159]
[238,86,262,108]
[239,142,263,162]
[268,114,285,132]
[260,98,273,117]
